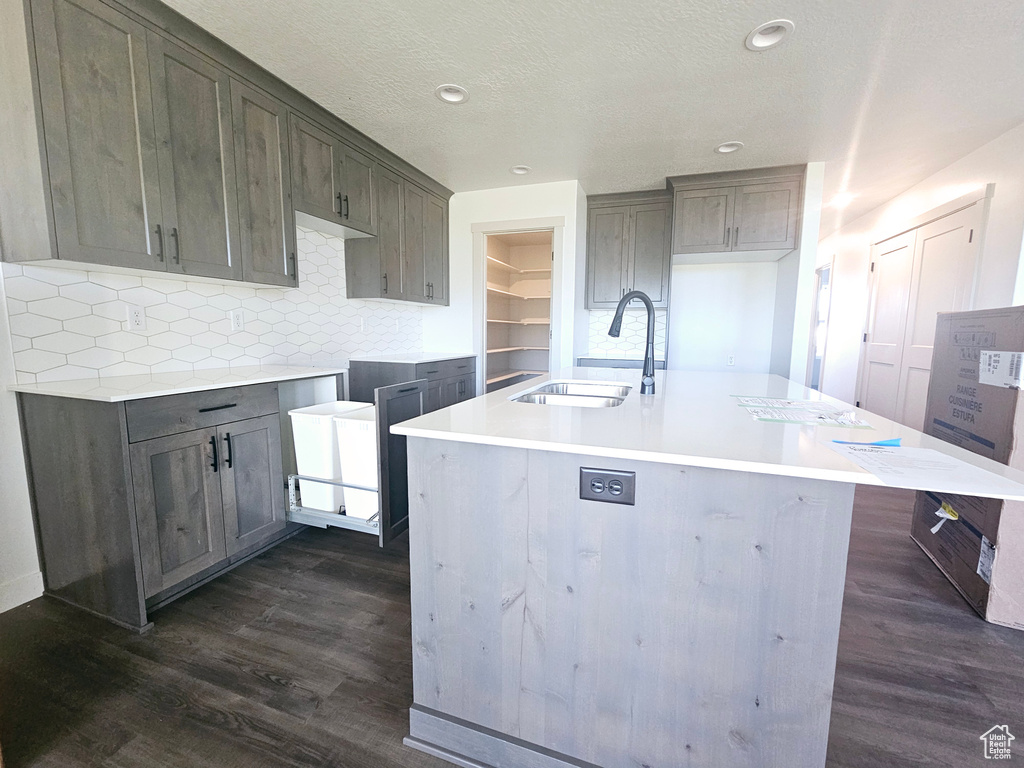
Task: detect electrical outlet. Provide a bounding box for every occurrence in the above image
[579,467,636,506]
[127,305,146,331]
[229,308,245,332]
[727,355,735,366]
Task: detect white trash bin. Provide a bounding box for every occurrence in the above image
[289,401,371,513]
[334,407,379,520]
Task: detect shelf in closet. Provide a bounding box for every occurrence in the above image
[487,256,553,275]
[486,318,550,325]
[486,369,546,386]
[487,285,551,300]
[486,346,550,354]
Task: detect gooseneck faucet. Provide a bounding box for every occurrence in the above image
[608,290,656,395]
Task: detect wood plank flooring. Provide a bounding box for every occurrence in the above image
[1,485,1023,767]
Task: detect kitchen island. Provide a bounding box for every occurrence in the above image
[393,368,1024,768]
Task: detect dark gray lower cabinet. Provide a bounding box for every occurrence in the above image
[19,382,292,631]
[348,356,476,411]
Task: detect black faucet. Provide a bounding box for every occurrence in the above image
[608,290,656,395]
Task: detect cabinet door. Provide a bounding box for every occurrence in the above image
[672,187,735,254]
[339,145,377,235]
[378,166,405,300]
[289,114,342,223]
[219,415,285,557]
[732,181,801,251]
[423,380,443,413]
[423,193,448,305]
[375,380,427,546]
[149,35,241,280]
[586,206,630,308]
[31,0,165,270]
[403,182,428,303]
[130,428,226,598]
[230,79,296,287]
[627,201,672,307]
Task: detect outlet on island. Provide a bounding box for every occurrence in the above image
[579,467,636,505]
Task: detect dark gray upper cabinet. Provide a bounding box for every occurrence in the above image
[339,145,377,235]
[403,182,427,303]
[586,195,672,309]
[289,113,342,223]
[423,193,448,304]
[149,35,241,280]
[230,79,296,287]
[14,0,452,286]
[31,0,165,270]
[670,167,804,259]
[345,171,449,305]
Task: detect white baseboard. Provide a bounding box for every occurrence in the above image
[0,570,44,614]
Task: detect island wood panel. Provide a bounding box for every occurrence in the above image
[406,438,856,768]
[18,394,149,631]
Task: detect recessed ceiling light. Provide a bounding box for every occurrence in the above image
[745,19,795,51]
[510,165,531,175]
[434,84,469,104]
[828,192,857,209]
[714,141,744,154]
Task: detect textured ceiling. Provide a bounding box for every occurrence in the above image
[162,0,1024,236]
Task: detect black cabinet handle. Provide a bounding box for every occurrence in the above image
[224,433,233,469]
[457,365,468,369]
[342,195,349,219]
[155,224,165,262]
[209,435,219,473]
[426,369,439,374]
[398,386,418,394]
[382,272,388,294]
[726,226,731,247]
[288,252,296,279]
[734,227,739,247]
[198,403,237,413]
[337,193,344,217]
[170,227,180,264]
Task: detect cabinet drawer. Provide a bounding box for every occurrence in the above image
[125,383,279,442]
[415,357,475,382]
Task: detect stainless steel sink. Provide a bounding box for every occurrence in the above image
[532,381,632,398]
[512,392,626,408]
[510,380,631,408]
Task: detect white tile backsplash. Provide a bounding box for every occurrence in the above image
[2,226,423,384]
[587,308,668,358]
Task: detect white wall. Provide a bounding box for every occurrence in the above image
[424,180,587,379]
[668,261,777,372]
[818,121,1024,404]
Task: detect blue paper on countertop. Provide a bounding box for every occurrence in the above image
[832,438,902,447]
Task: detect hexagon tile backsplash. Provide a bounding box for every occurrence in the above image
[1,227,424,384]
[587,309,667,358]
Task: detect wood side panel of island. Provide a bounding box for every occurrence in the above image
[405,437,856,768]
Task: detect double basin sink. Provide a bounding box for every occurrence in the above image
[510,380,632,408]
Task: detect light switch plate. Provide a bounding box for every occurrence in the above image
[580,467,636,505]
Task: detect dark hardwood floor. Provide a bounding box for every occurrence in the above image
[1,485,1022,767]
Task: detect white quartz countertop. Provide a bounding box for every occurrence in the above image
[392,367,1024,500]
[8,365,345,402]
[348,352,474,364]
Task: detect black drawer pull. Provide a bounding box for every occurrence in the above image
[398,386,418,394]
[198,403,237,413]
[457,365,468,369]
[425,369,439,374]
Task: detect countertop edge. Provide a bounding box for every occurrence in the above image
[8,366,347,402]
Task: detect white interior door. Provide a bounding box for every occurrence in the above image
[860,232,915,421]
[859,204,981,426]
[894,205,981,429]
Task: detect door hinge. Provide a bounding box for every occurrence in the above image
[863,332,868,342]
[969,228,974,243]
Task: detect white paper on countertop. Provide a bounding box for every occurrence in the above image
[747,407,873,427]
[829,443,1024,497]
[733,396,840,410]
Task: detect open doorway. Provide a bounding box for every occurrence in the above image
[484,230,553,392]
